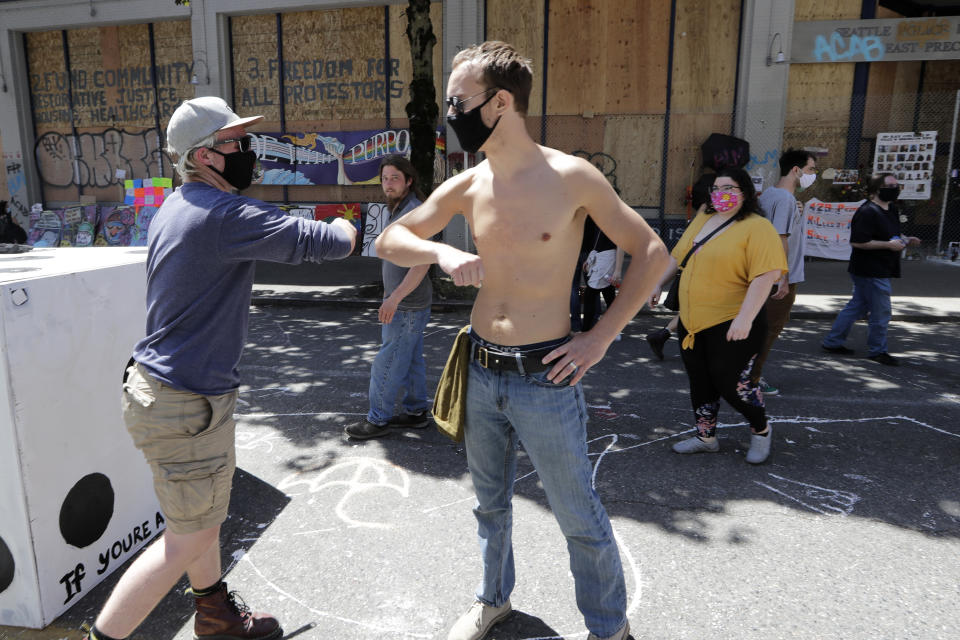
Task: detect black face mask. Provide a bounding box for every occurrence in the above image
[877,186,899,203]
[446,92,500,153]
[209,149,258,191]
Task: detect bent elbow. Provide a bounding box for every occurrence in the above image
[651,238,670,269]
[374,230,391,258]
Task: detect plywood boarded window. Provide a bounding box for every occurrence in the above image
[487,0,740,215]
[234,4,444,204]
[26,20,193,205]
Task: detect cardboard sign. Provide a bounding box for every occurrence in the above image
[803,198,865,260]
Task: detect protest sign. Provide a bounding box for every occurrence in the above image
[873,131,935,199]
[804,198,865,260]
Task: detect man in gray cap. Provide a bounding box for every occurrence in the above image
[81,96,356,640]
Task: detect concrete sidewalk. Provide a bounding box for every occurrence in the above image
[252,255,960,321]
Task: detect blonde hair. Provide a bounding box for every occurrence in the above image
[169,132,218,181]
[452,41,533,116]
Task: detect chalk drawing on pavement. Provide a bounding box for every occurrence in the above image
[240,432,645,640]
[753,473,861,516]
[235,430,286,454]
[277,456,411,530]
[243,553,433,638]
[230,314,959,640]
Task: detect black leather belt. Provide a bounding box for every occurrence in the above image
[472,344,553,373]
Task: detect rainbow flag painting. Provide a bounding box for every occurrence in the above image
[124,177,174,207]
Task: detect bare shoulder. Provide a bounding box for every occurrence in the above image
[541,147,608,189]
[435,164,480,198]
[541,146,594,174]
[420,163,486,214]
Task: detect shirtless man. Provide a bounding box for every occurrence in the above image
[376,42,668,640]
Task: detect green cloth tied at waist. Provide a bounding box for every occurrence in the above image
[432,325,471,442]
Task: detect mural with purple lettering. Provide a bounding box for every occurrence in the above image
[253,129,444,187]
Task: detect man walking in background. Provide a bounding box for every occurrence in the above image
[822,173,919,365]
[345,155,433,439]
[751,148,817,395]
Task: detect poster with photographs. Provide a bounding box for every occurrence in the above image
[832,169,859,185]
[873,131,936,200]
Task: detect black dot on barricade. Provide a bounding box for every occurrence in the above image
[0,535,14,593]
[59,473,115,548]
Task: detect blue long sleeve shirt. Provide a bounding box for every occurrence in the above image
[133,182,353,395]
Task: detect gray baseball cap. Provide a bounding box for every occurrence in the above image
[166,96,264,156]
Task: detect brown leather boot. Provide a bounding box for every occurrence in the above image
[191,582,282,640]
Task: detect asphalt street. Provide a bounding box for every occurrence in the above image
[5,300,959,640]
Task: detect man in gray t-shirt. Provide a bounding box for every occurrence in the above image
[753,149,817,395]
[345,155,433,439]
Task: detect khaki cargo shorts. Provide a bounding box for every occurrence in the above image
[122,362,237,535]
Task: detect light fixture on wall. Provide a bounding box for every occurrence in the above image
[766,32,786,66]
[191,57,209,85]
[89,0,97,17]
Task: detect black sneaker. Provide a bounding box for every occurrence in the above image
[344,420,390,439]
[868,352,899,366]
[387,411,431,429]
[645,328,671,361]
[822,344,855,355]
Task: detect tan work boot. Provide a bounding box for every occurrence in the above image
[190,582,282,640]
[447,599,512,640]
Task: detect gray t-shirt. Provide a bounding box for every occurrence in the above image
[381,193,432,310]
[758,186,805,284]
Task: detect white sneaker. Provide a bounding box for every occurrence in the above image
[745,423,772,464]
[671,436,719,454]
[588,621,630,640]
[447,600,512,640]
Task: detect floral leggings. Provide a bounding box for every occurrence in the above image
[677,314,768,437]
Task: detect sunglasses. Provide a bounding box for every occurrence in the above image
[213,135,253,152]
[445,88,498,115]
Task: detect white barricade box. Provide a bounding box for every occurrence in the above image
[0,247,164,628]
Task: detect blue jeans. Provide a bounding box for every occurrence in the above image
[367,307,431,425]
[464,360,627,636]
[823,275,892,357]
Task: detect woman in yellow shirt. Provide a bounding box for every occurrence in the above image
[650,168,787,464]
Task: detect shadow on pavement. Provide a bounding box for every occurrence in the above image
[236,306,960,548]
[19,469,291,640]
[488,610,562,639]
